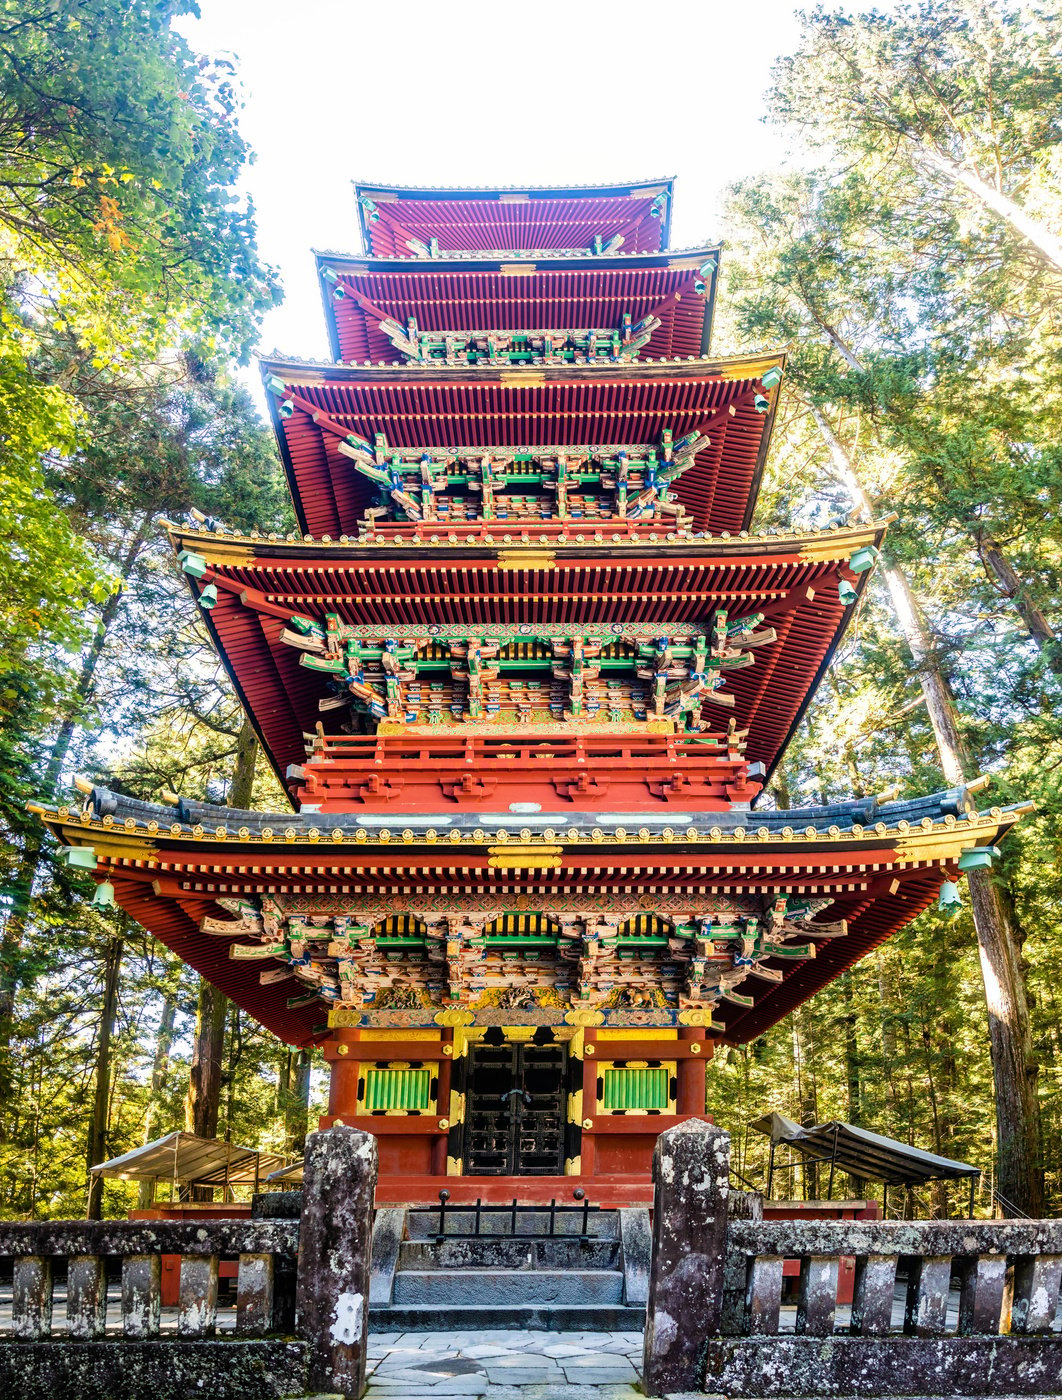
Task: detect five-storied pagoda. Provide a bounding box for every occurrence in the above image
[37,178,1019,1200]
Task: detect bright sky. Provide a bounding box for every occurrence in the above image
[176,0,884,393]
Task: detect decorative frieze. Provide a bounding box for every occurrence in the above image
[212,893,845,1024]
[280,617,775,731]
[335,429,709,528]
[375,312,663,366]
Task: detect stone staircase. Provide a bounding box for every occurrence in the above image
[368,1202,650,1331]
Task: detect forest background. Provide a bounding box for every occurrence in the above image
[1,0,1060,1221]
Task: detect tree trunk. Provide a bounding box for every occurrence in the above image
[919,147,1062,273]
[283,1048,312,1155]
[967,872,1044,1215]
[976,533,1062,674]
[184,979,227,1207]
[0,520,150,1119]
[86,934,124,1219]
[878,952,899,1128]
[791,1008,819,1198]
[185,981,227,1140]
[771,772,793,810]
[181,714,258,1195]
[222,1006,243,1151]
[811,402,1045,1214]
[137,992,177,1209]
[840,974,866,1199]
[183,977,226,1202]
[228,714,258,810]
[919,1008,950,1218]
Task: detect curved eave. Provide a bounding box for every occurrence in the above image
[40,802,1017,862]
[316,245,720,275]
[314,245,723,363]
[353,178,676,257]
[259,350,787,539]
[165,518,884,563]
[353,177,677,199]
[35,802,1021,1047]
[165,521,886,792]
[261,347,780,387]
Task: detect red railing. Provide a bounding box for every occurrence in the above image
[291,732,760,811]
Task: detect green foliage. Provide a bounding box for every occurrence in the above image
[0,0,279,362]
[0,0,279,717]
[0,312,108,673]
[708,0,1062,1213]
[0,1,298,1215]
[772,0,1062,191]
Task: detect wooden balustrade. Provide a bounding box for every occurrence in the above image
[0,1219,299,1341]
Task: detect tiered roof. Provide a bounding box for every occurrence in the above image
[262,353,783,538]
[32,176,1024,1052]
[36,784,1022,1047]
[167,520,882,792]
[315,246,721,364]
[353,178,675,257]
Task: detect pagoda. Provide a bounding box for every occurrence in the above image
[36,177,1020,1201]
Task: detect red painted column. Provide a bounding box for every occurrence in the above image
[323,1029,361,1124]
[676,1028,711,1116]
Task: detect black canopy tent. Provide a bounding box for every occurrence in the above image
[749,1112,981,1217]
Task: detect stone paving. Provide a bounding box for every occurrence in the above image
[365,1328,645,1398]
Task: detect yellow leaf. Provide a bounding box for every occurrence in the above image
[120,172,135,183]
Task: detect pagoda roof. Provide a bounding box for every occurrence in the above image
[354,178,675,257]
[165,520,885,793]
[34,785,1023,1048]
[315,246,722,364]
[260,352,785,538]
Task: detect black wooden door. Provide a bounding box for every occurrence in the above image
[464,1041,567,1175]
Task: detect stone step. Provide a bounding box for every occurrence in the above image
[398,1236,621,1270]
[405,1206,619,1240]
[392,1266,625,1306]
[368,1301,646,1333]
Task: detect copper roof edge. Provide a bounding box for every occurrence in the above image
[351,176,677,196]
[312,242,721,266]
[160,516,889,556]
[256,347,786,379]
[35,787,1025,854]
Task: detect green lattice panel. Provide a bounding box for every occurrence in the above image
[602,1065,670,1111]
[363,1067,432,1112]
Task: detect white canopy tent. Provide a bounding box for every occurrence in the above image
[91,1131,291,1202]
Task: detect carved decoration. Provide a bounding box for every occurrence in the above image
[337,429,709,529]
[209,893,847,1027]
[279,617,775,733]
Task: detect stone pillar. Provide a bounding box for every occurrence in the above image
[676,1028,710,1114]
[642,1118,730,1398]
[296,1124,378,1399]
